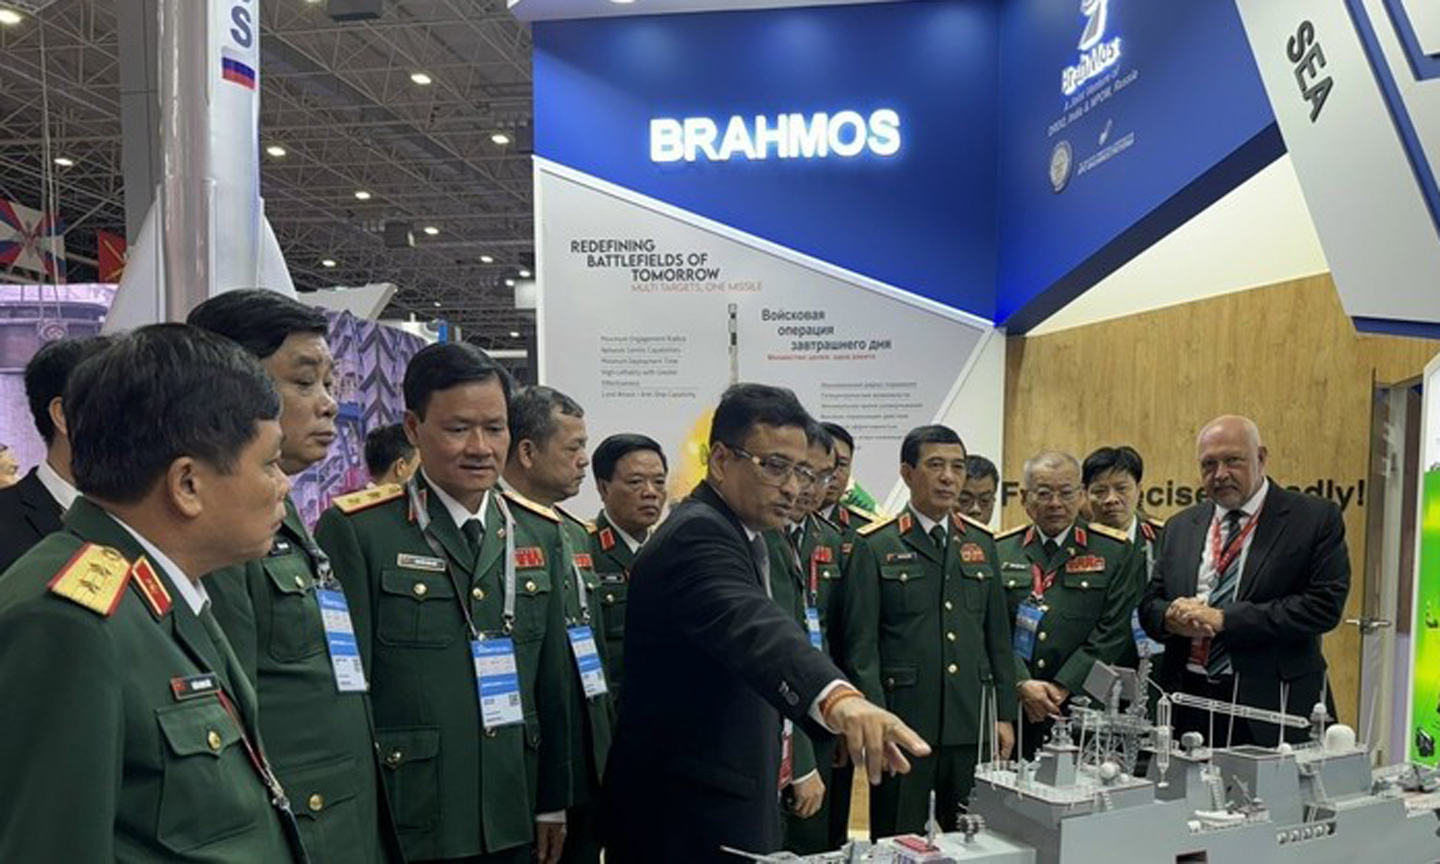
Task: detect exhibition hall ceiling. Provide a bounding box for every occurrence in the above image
[0,0,534,348]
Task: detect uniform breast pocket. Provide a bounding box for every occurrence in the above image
[1059,570,1110,619]
[154,700,261,853]
[378,569,460,648]
[879,564,927,617]
[262,556,327,662]
[511,568,552,643]
[960,568,991,612]
[598,577,627,640]
[288,755,363,864]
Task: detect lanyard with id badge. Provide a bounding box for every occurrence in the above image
[804,545,825,650]
[293,532,369,693]
[1013,563,1055,662]
[407,479,525,730]
[566,548,609,699]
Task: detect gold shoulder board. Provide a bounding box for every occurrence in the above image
[857,515,897,537]
[995,524,1029,541]
[333,484,404,515]
[48,544,132,617]
[1087,521,1131,543]
[956,513,994,536]
[503,490,561,523]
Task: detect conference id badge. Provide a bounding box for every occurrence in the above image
[1013,601,1045,662]
[472,638,524,729]
[566,625,609,699]
[1131,608,1165,658]
[316,588,367,693]
[804,607,823,649]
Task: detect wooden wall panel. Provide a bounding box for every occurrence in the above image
[1001,275,1440,724]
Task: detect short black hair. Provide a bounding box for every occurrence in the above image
[66,324,281,504]
[900,424,965,467]
[821,422,855,455]
[403,342,512,419]
[364,423,414,480]
[24,335,114,445]
[1082,445,1145,486]
[186,289,328,359]
[965,454,999,485]
[592,433,668,482]
[508,386,584,457]
[709,383,812,448]
[806,421,835,455]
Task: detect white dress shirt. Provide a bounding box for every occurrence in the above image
[111,514,209,615]
[35,459,80,513]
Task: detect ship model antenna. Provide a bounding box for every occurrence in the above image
[1277,680,1290,748]
[1227,673,1240,749]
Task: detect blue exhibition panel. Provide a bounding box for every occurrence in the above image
[533,0,1001,319]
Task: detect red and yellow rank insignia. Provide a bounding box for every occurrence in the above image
[836,508,851,527]
[130,556,173,618]
[514,547,546,569]
[48,544,131,616]
[812,546,835,565]
[572,552,594,570]
[598,528,616,552]
[1066,555,1105,574]
[1073,526,1089,546]
[960,542,987,564]
[897,513,913,535]
[1140,521,1158,543]
[841,542,854,556]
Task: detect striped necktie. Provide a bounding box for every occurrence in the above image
[1205,510,1246,677]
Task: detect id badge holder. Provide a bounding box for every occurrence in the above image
[473,637,525,729]
[1131,608,1165,658]
[566,625,610,699]
[804,607,823,650]
[1013,600,1046,662]
[316,588,367,693]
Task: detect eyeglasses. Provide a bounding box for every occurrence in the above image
[1028,486,1079,504]
[725,443,826,489]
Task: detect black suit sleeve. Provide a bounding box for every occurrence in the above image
[654,514,844,739]
[1222,502,1349,646]
[1140,527,1179,641]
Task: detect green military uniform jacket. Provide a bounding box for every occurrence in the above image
[314,476,573,861]
[0,499,303,862]
[840,507,1018,747]
[588,510,638,699]
[764,528,821,784]
[822,501,877,571]
[994,519,1146,696]
[206,496,402,864]
[1116,515,1166,672]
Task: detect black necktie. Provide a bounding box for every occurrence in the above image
[750,534,772,598]
[1042,538,1059,560]
[461,519,484,565]
[929,524,947,554]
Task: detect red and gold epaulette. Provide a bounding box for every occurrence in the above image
[502,490,560,523]
[554,504,591,530]
[130,556,172,618]
[1086,521,1130,543]
[333,484,403,515]
[48,543,131,617]
[953,512,993,536]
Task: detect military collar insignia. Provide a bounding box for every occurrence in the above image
[897,512,914,535]
[407,487,428,524]
[1073,525,1088,547]
[130,555,173,618]
[598,527,617,552]
[1024,526,1037,547]
[836,506,851,527]
[1139,521,1158,543]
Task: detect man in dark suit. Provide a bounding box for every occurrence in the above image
[599,384,929,863]
[1140,415,1350,746]
[0,335,112,573]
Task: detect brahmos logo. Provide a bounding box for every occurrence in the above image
[1063,0,1122,96]
[649,110,902,164]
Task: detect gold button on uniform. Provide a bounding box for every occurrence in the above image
[898,573,909,583]
[472,586,485,601]
[944,600,954,611]
[1081,580,1090,589]
[386,750,402,766]
[308,794,325,812]
[603,593,615,605]
[946,632,957,642]
[485,727,498,738]
[525,580,538,593]
[294,575,306,590]
[413,582,428,597]
[1038,631,1048,642]
[206,730,222,752]
[947,663,958,674]
[1037,658,1047,669]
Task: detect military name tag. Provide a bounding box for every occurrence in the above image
[318,588,368,693]
[572,552,594,570]
[397,553,446,572]
[473,638,525,729]
[170,673,221,701]
[1001,562,1030,571]
[960,542,987,564]
[1066,555,1105,573]
[567,625,610,699]
[514,547,546,569]
[885,551,918,563]
[598,573,626,584]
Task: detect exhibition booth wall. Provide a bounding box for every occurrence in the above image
[1001,274,1440,728]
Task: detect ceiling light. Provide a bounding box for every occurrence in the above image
[354,190,372,201]
[504,279,516,288]
[509,330,521,338]
[479,254,494,264]
[423,225,440,236]
[265,145,287,158]
[518,268,532,278]
[0,9,24,25]
[321,258,337,268]
[490,133,511,146]
[53,156,74,167]
[410,71,433,86]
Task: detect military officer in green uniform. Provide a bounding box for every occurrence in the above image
[189,290,403,864]
[816,422,877,567]
[1083,445,1166,675]
[587,432,668,698]
[840,425,1017,838]
[501,386,615,864]
[995,450,1146,758]
[315,343,572,864]
[0,325,305,862]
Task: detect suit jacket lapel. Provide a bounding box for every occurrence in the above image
[19,469,64,538]
[691,481,763,587]
[1182,506,1210,594]
[1238,483,1289,601]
